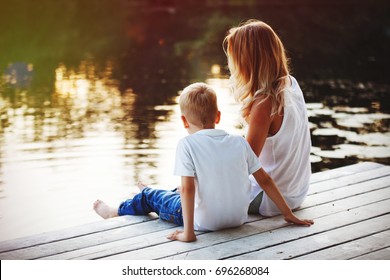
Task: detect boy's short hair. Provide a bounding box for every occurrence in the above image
[179,83,218,127]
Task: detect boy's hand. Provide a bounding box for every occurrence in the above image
[167,230,197,242]
[284,213,314,227]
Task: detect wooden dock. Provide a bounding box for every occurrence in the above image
[0,162,389,260]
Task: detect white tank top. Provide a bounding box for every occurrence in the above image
[250,75,312,216]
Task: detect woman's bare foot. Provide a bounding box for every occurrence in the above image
[93,200,118,219]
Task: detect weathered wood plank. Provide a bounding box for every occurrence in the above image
[230,213,390,260]
[1,216,262,260]
[42,216,266,260]
[301,175,389,208]
[352,247,390,260]
[294,229,390,260]
[307,165,390,195]
[41,216,260,260]
[40,227,183,260]
[0,218,175,260]
[310,162,383,184]
[0,214,158,253]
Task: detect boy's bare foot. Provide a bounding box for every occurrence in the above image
[93,200,118,219]
[137,181,147,192]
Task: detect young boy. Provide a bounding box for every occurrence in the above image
[93,83,313,242]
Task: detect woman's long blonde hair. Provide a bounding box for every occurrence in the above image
[223,19,290,119]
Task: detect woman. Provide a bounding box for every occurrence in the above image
[223,19,312,216]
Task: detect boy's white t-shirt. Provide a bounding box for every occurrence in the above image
[174,129,262,231]
[250,75,312,216]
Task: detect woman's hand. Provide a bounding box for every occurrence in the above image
[284,213,314,226]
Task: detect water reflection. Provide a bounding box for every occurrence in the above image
[4,63,34,88]
[308,102,390,170]
[0,59,174,241]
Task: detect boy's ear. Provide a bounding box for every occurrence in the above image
[215,111,221,124]
[181,115,190,128]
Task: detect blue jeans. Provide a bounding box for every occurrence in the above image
[118,187,183,226]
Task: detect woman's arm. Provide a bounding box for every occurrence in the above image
[252,168,314,226]
[246,98,273,156]
[167,176,197,242]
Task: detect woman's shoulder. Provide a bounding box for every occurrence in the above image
[286,75,305,101]
[251,95,273,113]
[288,75,299,88]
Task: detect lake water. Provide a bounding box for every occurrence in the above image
[0,0,389,241]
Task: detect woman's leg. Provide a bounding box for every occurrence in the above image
[248,174,264,214]
[248,191,263,214]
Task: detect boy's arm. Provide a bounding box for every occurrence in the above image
[252,168,314,226]
[167,176,197,242]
